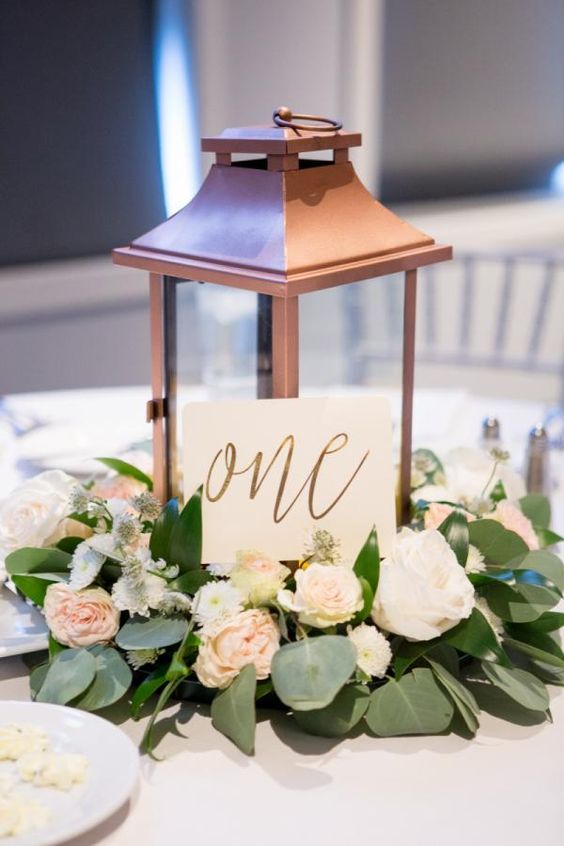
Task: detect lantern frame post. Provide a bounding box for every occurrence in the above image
[400,268,417,524]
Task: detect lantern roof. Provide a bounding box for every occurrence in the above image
[113,110,451,296]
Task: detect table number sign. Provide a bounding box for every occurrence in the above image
[183,396,396,562]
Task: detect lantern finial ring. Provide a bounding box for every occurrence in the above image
[273,106,342,133]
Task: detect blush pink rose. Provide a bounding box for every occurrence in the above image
[424,502,475,530]
[491,501,539,550]
[194,609,280,689]
[44,583,120,647]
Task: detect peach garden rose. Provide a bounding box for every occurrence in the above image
[44,583,120,648]
[194,608,280,689]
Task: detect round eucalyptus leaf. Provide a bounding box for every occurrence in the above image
[115,615,188,650]
[294,683,370,737]
[74,647,133,711]
[366,668,454,736]
[35,648,97,705]
[271,636,357,712]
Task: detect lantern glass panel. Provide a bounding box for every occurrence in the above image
[171,280,260,497]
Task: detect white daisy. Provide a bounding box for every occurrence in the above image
[465,544,486,574]
[347,623,392,678]
[192,581,245,628]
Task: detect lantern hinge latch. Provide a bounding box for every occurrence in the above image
[146,398,167,423]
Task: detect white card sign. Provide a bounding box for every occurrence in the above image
[183,396,396,563]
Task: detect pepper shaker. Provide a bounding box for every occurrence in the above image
[525,424,550,495]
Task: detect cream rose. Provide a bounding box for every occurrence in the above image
[0,471,76,562]
[44,583,120,648]
[279,562,364,628]
[194,609,280,689]
[372,528,475,641]
[491,501,539,550]
[230,550,290,605]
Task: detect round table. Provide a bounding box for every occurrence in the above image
[1,386,563,846]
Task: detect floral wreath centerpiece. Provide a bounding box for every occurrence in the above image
[2,447,563,755]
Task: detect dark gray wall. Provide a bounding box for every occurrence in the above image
[381,0,564,200]
[0,0,165,265]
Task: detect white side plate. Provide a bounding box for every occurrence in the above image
[0,586,49,658]
[0,700,139,846]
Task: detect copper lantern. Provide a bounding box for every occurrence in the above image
[112,108,452,522]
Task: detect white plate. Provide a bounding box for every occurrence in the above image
[0,700,139,846]
[0,587,49,658]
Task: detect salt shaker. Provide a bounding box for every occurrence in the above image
[525,424,550,494]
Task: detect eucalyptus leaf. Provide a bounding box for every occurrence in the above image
[427,658,480,734]
[519,494,551,529]
[481,662,549,711]
[294,683,370,737]
[515,611,564,634]
[534,527,564,549]
[468,520,528,565]
[353,527,380,592]
[438,510,469,567]
[271,636,357,711]
[95,457,153,490]
[29,664,49,699]
[36,649,97,705]
[169,487,202,572]
[73,647,132,711]
[211,664,257,755]
[5,547,72,576]
[149,498,179,563]
[366,668,454,736]
[503,636,564,669]
[131,664,169,719]
[480,581,559,623]
[393,639,438,679]
[116,615,188,650]
[444,608,509,665]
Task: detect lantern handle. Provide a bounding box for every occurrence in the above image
[273,106,342,133]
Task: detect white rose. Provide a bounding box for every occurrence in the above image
[372,528,475,641]
[0,471,75,563]
[230,550,290,605]
[279,562,363,628]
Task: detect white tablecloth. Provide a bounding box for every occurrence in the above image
[1,386,563,846]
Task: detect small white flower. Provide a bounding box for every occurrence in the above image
[475,596,504,642]
[111,555,166,617]
[68,484,90,514]
[113,512,141,545]
[157,590,192,615]
[465,544,486,574]
[88,532,122,559]
[192,581,245,628]
[130,491,162,521]
[303,529,342,565]
[347,623,392,678]
[68,541,105,590]
[125,647,164,671]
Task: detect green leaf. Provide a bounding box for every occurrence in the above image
[481,662,549,711]
[11,574,57,607]
[73,647,132,711]
[468,520,529,565]
[48,634,66,660]
[169,569,213,595]
[535,527,564,549]
[426,658,480,734]
[115,615,188,650]
[271,635,357,711]
[480,581,560,623]
[515,611,564,634]
[35,648,97,705]
[393,639,438,679]
[149,498,179,563]
[426,643,460,678]
[56,537,84,555]
[519,494,551,529]
[353,527,380,592]
[169,487,202,572]
[438,510,470,567]
[294,683,370,737]
[444,608,509,665]
[504,636,564,669]
[366,668,454,736]
[5,547,72,576]
[131,664,169,719]
[351,577,374,625]
[490,480,507,504]
[95,457,153,490]
[29,664,49,699]
[511,551,564,592]
[211,664,257,755]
